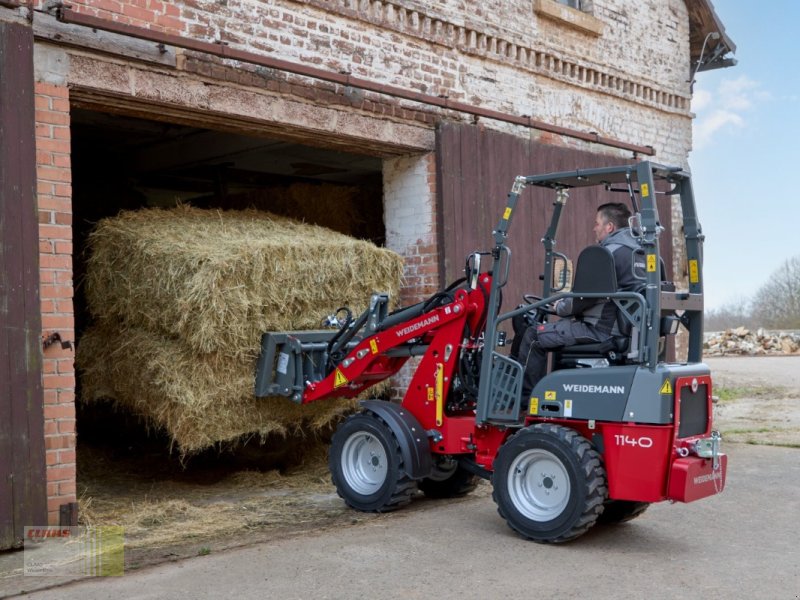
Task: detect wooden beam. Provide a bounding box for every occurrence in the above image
[32,11,177,68]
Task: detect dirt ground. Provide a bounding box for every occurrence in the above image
[705,355,800,447]
[1,355,797,596]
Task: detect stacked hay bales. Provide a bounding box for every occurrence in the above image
[219,181,385,243]
[228,183,365,238]
[77,206,405,455]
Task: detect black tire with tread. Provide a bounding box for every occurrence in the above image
[492,423,607,543]
[329,410,417,512]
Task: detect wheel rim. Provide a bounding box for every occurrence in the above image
[507,448,571,521]
[340,431,389,495]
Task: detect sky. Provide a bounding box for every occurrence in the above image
[689,1,800,310]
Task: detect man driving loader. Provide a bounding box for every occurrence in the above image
[512,202,643,400]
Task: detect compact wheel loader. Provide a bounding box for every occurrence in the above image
[256,161,726,543]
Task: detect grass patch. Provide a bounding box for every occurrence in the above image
[714,385,787,402]
[722,427,779,435]
[721,426,800,449]
[744,441,800,449]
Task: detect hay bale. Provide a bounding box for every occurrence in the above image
[226,183,365,237]
[79,206,404,454]
[77,323,362,455]
[85,206,404,360]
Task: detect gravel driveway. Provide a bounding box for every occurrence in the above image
[706,356,800,447]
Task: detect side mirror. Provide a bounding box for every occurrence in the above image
[629,213,643,239]
[551,253,573,292]
[468,252,481,290]
[660,315,681,336]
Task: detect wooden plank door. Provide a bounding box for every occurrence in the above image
[0,21,47,549]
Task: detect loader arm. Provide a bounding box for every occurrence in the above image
[257,276,492,408]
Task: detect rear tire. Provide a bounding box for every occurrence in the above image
[492,424,607,543]
[329,411,417,512]
[418,457,477,499]
[597,500,649,524]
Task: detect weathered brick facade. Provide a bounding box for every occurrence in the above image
[384,153,440,303]
[33,0,694,164]
[35,82,76,524]
[4,0,720,522]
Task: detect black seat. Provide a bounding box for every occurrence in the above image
[556,245,629,363]
[567,245,617,315]
[558,336,629,366]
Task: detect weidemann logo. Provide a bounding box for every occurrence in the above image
[562,384,625,394]
[396,314,440,338]
[693,471,723,485]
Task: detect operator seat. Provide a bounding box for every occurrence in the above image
[555,245,630,366]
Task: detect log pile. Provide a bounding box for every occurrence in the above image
[704,327,800,356]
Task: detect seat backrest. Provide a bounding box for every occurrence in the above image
[570,245,617,315]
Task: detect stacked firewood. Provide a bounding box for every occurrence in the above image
[704,327,800,356]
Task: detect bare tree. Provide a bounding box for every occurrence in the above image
[704,296,756,331]
[752,255,800,329]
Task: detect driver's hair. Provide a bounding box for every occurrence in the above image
[597,202,631,230]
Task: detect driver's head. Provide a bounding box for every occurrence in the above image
[594,202,631,243]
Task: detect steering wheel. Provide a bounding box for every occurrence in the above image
[523,294,557,315]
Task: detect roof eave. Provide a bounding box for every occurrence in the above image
[686,0,737,73]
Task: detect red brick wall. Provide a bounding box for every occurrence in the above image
[35,83,76,525]
[32,0,185,34]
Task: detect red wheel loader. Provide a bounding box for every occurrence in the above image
[255,161,726,543]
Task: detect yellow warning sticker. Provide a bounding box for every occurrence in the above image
[503,207,512,220]
[369,339,379,355]
[564,399,573,417]
[640,183,649,198]
[427,387,434,402]
[529,398,539,415]
[647,254,657,272]
[544,390,556,401]
[435,364,444,426]
[333,369,349,388]
[660,379,673,395]
[689,259,700,284]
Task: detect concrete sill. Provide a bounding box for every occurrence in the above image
[534,0,604,37]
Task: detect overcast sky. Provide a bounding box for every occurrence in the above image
[689,1,800,310]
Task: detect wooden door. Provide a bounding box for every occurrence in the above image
[0,21,47,549]
[436,121,673,312]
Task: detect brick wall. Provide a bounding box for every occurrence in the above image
[35,83,76,525]
[34,0,694,165]
[383,152,438,399]
[383,152,439,306]
[32,0,186,34]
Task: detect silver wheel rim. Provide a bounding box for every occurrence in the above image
[507,448,571,521]
[341,431,388,495]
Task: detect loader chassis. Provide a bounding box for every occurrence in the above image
[256,161,726,543]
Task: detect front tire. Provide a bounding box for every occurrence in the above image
[492,424,607,543]
[329,411,417,512]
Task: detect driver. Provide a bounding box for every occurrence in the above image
[512,202,642,400]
